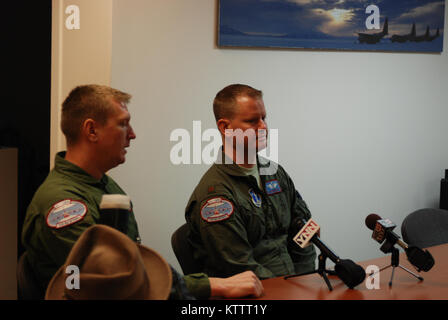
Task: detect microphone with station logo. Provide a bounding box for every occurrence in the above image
[365,213,434,272]
[290,218,366,289]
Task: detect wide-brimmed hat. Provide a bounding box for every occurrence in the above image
[45,224,172,300]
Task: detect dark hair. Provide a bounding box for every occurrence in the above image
[61,85,131,145]
[213,84,263,121]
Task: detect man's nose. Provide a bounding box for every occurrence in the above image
[128,125,136,140]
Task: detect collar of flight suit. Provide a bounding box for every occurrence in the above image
[214,148,274,178]
[54,151,110,187]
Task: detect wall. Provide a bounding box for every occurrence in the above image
[108,0,447,272]
[51,0,113,166]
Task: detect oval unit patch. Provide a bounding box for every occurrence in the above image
[200,197,234,223]
[46,199,87,229]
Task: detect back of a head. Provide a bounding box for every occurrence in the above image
[61,84,132,146]
[213,84,263,121]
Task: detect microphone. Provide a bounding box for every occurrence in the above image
[292,218,366,289]
[365,213,434,272]
[365,213,409,250]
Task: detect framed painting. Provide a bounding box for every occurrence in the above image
[218,0,445,52]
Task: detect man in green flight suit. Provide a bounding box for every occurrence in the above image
[22,84,263,299]
[185,84,317,279]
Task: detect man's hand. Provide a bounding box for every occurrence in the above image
[209,271,264,298]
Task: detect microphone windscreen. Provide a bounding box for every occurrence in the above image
[365,213,382,230]
[405,246,435,272]
[334,259,366,289]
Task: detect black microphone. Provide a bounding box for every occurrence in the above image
[365,213,408,250]
[365,213,434,272]
[292,218,366,289]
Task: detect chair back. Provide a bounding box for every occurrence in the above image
[171,224,202,275]
[401,208,448,248]
[17,251,44,300]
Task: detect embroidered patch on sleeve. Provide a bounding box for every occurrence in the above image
[265,179,282,195]
[248,188,262,208]
[200,197,234,223]
[46,199,87,229]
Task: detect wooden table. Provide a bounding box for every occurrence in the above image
[256,244,448,300]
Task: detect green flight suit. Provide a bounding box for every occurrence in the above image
[22,152,210,299]
[185,154,317,279]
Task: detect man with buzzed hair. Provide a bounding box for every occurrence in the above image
[185,84,316,279]
[23,85,139,294]
[22,84,263,300]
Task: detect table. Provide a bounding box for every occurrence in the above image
[257,243,448,300]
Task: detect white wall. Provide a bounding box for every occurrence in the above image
[110,0,448,272]
[51,0,113,167]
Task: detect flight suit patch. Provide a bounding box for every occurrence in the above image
[248,188,262,208]
[200,197,234,223]
[46,199,87,229]
[265,180,282,195]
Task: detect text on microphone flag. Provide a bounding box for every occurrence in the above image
[293,219,320,248]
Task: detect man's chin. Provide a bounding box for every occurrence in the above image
[115,154,126,167]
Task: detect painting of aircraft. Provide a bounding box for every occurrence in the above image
[218,0,444,52]
[391,23,416,43]
[357,18,388,44]
[391,24,440,43]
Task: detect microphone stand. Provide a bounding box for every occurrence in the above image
[284,252,336,291]
[371,241,423,287]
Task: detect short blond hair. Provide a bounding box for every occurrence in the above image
[61,84,131,145]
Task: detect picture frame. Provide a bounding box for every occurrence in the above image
[218,0,445,53]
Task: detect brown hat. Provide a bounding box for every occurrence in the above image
[45,224,172,300]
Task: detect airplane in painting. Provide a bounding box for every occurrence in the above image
[391,24,440,43]
[391,23,416,43]
[426,28,440,41]
[410,25,430,42]
[357,17,388,44]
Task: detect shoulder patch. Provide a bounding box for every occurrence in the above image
[200,197,234,223]
[248,188,262,207]
[265,179,282,195]
[46,199,87,229]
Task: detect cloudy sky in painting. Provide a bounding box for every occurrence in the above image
[219,0,445,37]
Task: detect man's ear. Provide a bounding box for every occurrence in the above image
[217,119,231,136]
[83,119,99,142]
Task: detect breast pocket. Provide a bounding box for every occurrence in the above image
[265,191,292,234]
[240,201,266,247]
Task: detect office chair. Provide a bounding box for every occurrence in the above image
[401,208,448,248]
[171,223,203,275]
[17,251,44,300]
